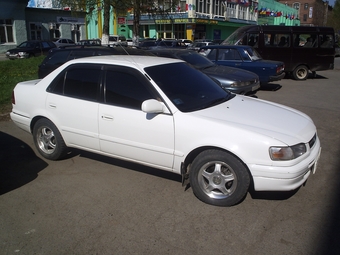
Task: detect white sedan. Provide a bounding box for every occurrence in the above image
[10,55,321,206]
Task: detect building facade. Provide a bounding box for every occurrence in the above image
[277,0,329,26]
[86,0,300,42]
[0,0,86,53]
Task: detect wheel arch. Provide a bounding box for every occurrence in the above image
[181,145,253,187]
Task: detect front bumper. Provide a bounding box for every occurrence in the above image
[249,137,321,191]
[268,72,286,82]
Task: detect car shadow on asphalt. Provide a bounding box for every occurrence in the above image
[259,83,282,91]
[0,131,48,195]
[70,149,182,183]
[69,148,306,203]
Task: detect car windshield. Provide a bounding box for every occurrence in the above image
[243,47,262,61]
[175,51,215,69]
[145,62,234,112]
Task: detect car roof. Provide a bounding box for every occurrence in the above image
[64,55,184,69]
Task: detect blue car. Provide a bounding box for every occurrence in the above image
[199,45,285,84]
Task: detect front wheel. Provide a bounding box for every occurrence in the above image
[33,118,67,160]
[292,65,309,80]
[189,150,250,207]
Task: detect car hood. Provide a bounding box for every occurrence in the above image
[202,65,258,81]
[8,47,34,53]
[193,95,315,145]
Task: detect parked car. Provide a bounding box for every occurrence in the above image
[199,45,285,84]
[108,35,128,47]
[52,38,76,47]
[138,39,157,49]
[5,40,56,60]
[148,48,260,95]
[187,39,216,51]
[77,39,101,46]
[178,39,193,46]
[11,55,321,207]
[153,39,187,48]
[38,45,154,78]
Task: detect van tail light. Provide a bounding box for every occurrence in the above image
[12,90,15,105]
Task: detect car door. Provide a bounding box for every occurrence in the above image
[98,65,175,170]
[45,64,101,150]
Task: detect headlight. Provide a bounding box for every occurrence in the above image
[269,143,306,160]
[18,52,25,56]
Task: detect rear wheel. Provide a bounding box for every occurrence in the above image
[189,149,250,206]
[292,65,309,80]
[33,119,67,160]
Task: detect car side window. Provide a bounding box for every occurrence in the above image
[219,49,241,60]
[206,49,217,60]
[104,66,158,110]
[48,64,101,102]
[41,41,51,49]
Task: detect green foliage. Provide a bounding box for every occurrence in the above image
[328,0,340,34]
[0,56,44,115]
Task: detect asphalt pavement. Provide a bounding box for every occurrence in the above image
[0,58,339,255]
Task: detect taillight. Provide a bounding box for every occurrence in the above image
[11,90,15,104]
[277,65,285,74]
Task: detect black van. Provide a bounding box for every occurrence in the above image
[223,25,335,80]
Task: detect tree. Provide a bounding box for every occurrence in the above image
[327,0,340,37]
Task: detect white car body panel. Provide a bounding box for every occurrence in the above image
[10,55,321,194]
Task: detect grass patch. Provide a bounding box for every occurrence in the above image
[0,56,44,116]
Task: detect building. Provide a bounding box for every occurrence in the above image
[278,0,329,26]
[87,0,300,42]
[0,0,86,53]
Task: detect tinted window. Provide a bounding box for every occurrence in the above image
[41,41,51,49]
[104,67,157,110]
[48,64,101,102]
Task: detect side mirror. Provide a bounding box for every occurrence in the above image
[141,99,165,113]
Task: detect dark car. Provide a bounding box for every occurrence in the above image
[199,45,285,84]
[5,40,56,60]
[38,45,154,78]
[148,48,260,95]
[77,39,101,46]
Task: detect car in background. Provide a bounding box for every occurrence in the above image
[138,39,157,49]
[5,40,56,60]
[187,39,216,51]
[38,45,154,78]
[52,38,76,47]
[178,39,193,46]
[77,39,101,46]
[10,55,321,207]
[199,45,285,84]
[153,39,187,48]
[148,48,260,96]
[108,35,128,47]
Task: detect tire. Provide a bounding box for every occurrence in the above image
[189,149,250,207]
[292,65,309,80]
[33,118,67,160]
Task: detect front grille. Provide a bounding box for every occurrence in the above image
[309,134,317,149]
